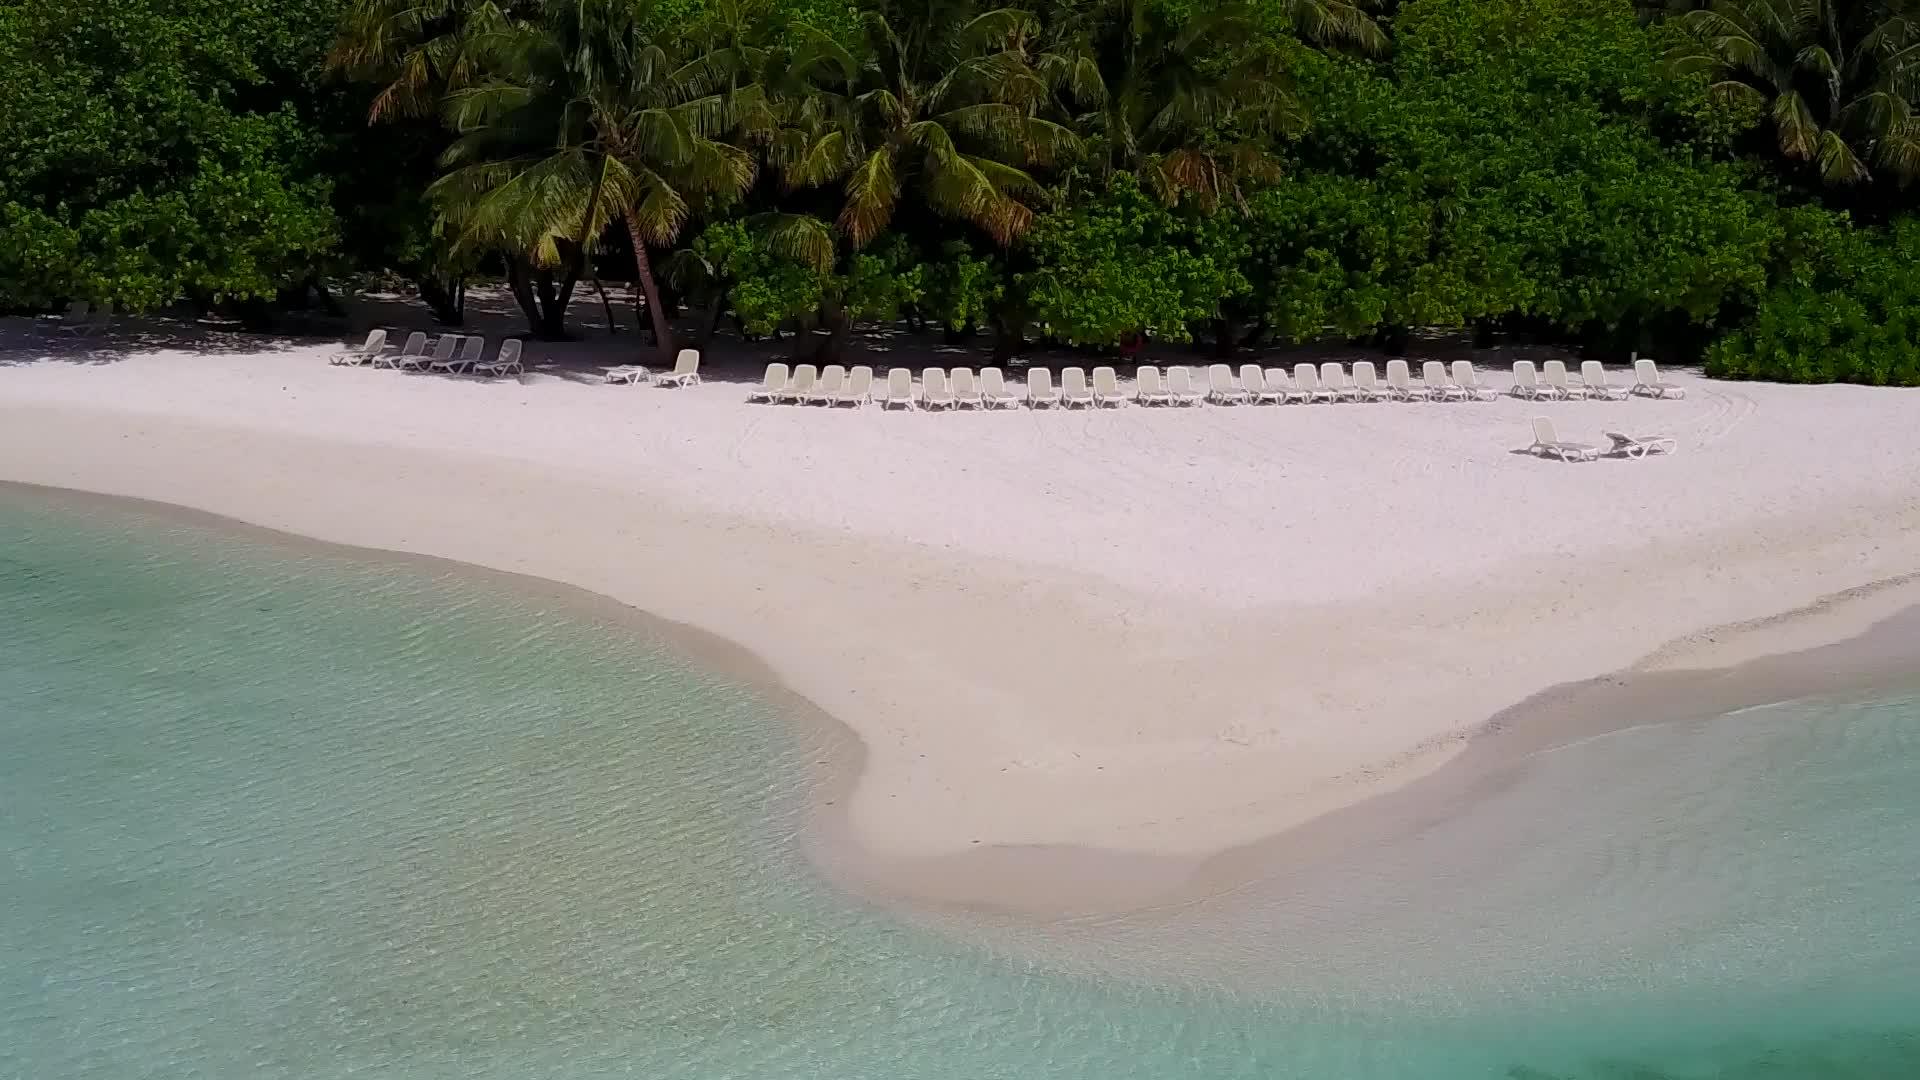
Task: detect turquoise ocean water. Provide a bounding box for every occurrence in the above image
[2,491,1916,1079]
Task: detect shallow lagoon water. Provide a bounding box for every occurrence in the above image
[2,492,1916,1079]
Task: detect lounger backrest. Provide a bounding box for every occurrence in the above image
[399,331,428,356]
[1029,367,1054,400]
[1238,364,1264,395]
[1451,360,1477,389]
[496,340,522,366]
[1543,359,1570,388]
[1513,359,1538,387]
[845,366,872,399]
[1093,366,1120,397]
[458,335,486,362]
[761,362,790,392]
[790,364,817,394]
[1581,360,1608,389]
[672,349,700,377]
[1166,366,1193,397]
[67,300,91,319]
[1207,364,1234,394]
[1062,367,1090,397]
[1294,363,1319,391]
[951,367,978,400]
[1532,416,1558,446]
[1423,360,1450,388]
[360,329,387,353]
[1136,365,1161,396]
[1354,361,1379,389]
[1635,358,1659,386]
[1264,367,1290,392]
[981,367,1008,398]
[1386,359,1410,388]
[923,367,950,401]
[887,367,913,401]
[1320,362,1345,389]
[815,365,844,395]
[429,335,459,360]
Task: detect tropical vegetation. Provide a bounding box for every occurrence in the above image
[6,0,1920,383]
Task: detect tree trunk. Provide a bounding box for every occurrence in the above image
[505,259,546,337]
[621,212,674,363]
[1211,318,1238,358]
[697,292,727,348]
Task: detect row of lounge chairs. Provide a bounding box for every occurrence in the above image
[748,357,1686,409]
[331,329,523,376]
[603,350,703,386]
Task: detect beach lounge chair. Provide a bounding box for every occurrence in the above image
[1351,361,1387,402]
[605,364,652,384]
[922,367,957,410]
[1452,360,1499,401]
[433,334,486,374]
[780,363,817,404]
[836,366,873,407]
[1207,364,1249,404]
[1258,367,1292,404]
[471,339,524,377]
[56,301,109,337]
[1543,359,1586,400]
[1319,362,1355,402]
[656,349,702,387]
[1582,360,1626,401]
[1384,359,1424,401]
[950,367,983,408]
[376,331,428,369]
[1061,366,1095,408]
[747,362,789,403]
[1423,360,1464,402]
[1165,366,1204,406]
[1092,366,1127,407]
[810,364,845,405]
[1293,363,1325,403]
[41,300,89,336]
[1237,364,1277,405]
[405,335,458,372]
[1134,365,1170,406]
[1527,417,1597,462]
[1605,430,1676,458]
[330,329,387,366]
[882,367,916,409]
[1632,356,1687,399]
[1511,360,1549,399]
[980,367,1019,408]
[1027,367,1059,408]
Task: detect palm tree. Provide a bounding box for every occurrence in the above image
[771,6,1079,248]
[1663,0,1920,185]
[330,0,541,121]
[1045,0,1310,212]
[431,0,758,355]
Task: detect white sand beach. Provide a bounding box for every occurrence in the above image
[6,318,1920,880]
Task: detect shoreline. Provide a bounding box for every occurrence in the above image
[6,341,1920,908]
[8,477,1920,922]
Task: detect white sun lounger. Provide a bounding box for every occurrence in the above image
[1134,365,1170,406]
[1632,356,1686,398]
[836,365,873,407]
[779,363,817,403]
[882,367,915,409]
[331,329,387,366]
[1238,363,1278,404]
[1452,360,1498,401]
[810,364,845,404]
[404,335,458,372]
[56,301,109,337]
[1528,417,1597,462]
[1319,362,1355,402]
[1351,361,1387,402]
[1206,363,1248,404]
[1582,361,1626,401]
[1511,360,1549,399]
[1027,367,1059,408]
[1060,367,1095,408]
[980,367,1018,408]
[655,349,701,387]
[922,367,957,410]
[1542,359,1586,400]
[471,339,524,377]
[950,367,983,408]
[1293,363,1325,403]
[1385,359,1424,401]
[432,334,486,373]
[1256,366,1290,404]
[748,362,789,402]
[1423,360,1463,402]
[376,331,428,369]
[1605,430,1676,458]
[42,300,89,336]
[1092,366,1126,407]
[1165,366,1204,406]
[605,364,652,384]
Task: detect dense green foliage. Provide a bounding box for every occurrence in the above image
[7,0,1920,382]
